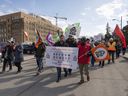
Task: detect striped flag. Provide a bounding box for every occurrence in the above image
[35,30,42,48]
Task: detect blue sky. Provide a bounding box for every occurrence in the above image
[0,0,128,37]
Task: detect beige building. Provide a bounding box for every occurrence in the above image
[0,12,62,43]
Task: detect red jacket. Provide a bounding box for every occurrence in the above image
[78,43,91,64]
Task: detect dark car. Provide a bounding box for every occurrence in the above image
[22,44,34,54]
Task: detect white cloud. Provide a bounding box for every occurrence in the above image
[118,9,128,18]
[0,11,5,15]
[96,24,106,32]
[96,0,123,19]
[81,12,86,16]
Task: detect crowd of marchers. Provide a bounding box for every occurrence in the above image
[0,34,127,84]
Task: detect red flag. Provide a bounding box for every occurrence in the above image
[35,30,42,48]
[114,24,126,48]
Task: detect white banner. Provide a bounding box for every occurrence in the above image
[45,46,78,69]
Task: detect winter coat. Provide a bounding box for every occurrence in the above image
[35,42,46,58]
[14,44,24,63]
[66,38,77,47]
[78,43,91,64]
[3,45,14,61]
[54,41,68,47]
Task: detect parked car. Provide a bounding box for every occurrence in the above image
[22,44,34,54]
[0,42,6,52]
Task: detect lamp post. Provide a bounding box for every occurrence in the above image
[112,16,122,29]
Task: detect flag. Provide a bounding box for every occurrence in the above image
[35,30,42,48]
[24,31,29,40]
[46,32,54,46]
[53,33,59,42]
[114,24,126,48]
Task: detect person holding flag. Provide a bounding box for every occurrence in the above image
[114,24,127,55]
[78,37,91,84]
[35,30,46,75]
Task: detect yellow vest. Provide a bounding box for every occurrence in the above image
[108,42,116,51]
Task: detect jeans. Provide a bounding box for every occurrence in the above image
[122,48,126,55]
[56,67,68,79]
[116,50,121,58]
[99,61,104,67]
[15,62,22,72]
[108,51,115,63]
[79,64,89,81]
[2,58,12,72]
[36,57,43,72]
[68,68,72,74]
[91,56,95,67]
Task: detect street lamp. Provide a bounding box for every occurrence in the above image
[112,16,122,29]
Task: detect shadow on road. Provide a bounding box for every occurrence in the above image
[119,56,128,63]
[0,70,81,96]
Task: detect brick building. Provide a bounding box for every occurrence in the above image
[0,12,62,43]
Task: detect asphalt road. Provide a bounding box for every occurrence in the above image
[0,54,128,96]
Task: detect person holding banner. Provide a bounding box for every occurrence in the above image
[66,35,77,75]
[98,40,106,68]
[107,38,116,64]
[54,35,68,82]
[78,37,91,84]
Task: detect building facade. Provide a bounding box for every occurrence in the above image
[0,12,62,43]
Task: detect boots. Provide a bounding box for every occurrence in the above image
[78,80,84,84]
[87,75,90,81]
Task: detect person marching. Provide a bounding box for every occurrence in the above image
[107,38,116,64]
[66,35,77,75]
[78,37,91,84]
[98,40,106,68]
[35,41,46,75]
[115,40,122,59]
[1,41,14,73]
[14,42,24,73]
[54,35,68,82]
